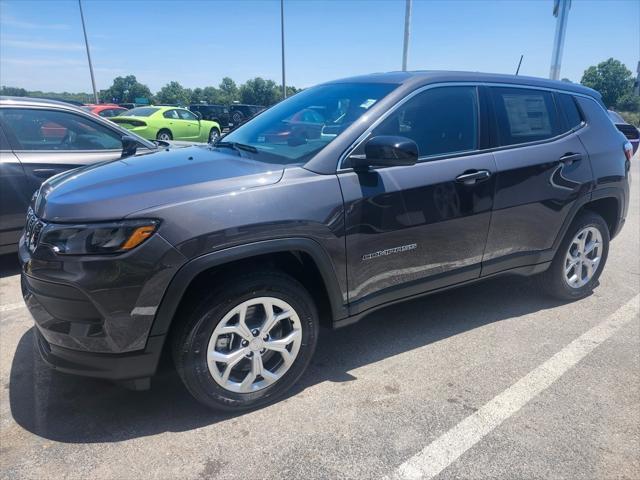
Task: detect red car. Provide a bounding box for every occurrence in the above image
[83,104,128,118]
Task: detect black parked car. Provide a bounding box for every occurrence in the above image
[0,96,159,254]
[19,72,631,411]
[189,104,231,130]
[228,103,264,127]
[608,110,639,155]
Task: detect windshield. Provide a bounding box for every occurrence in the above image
[220,82,397,164]
[124,107,159,117]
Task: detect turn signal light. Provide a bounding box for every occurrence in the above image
[122,225,157,250]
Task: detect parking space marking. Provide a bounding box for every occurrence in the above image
[0,302,24,313]
[388,293,640,480]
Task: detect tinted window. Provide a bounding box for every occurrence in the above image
[221,82,397,165]
[369,86,478,159]
[558,94,582,130]
[0,108,122,151]
[177,109,198,121]
[163,109,179,119]
[491,88,560,146]
[126,107,159,117]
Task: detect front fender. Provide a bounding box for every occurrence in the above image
[148,237,348,337]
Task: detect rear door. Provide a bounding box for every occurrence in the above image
[340,85,497,312]
[481,86,591,275]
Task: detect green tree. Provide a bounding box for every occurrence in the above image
[218,77,239,104]
[202,86,222,103]
[0,86,28,96]
[99,75,152,104]
[616,93,640,112]
[156,81,192,105]
[239,77,280,106]
[580,58,634,108]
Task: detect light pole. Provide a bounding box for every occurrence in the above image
[280,0,286,99]
[549,0,571,80]
[78,0,98,103]
[402,0,412,71]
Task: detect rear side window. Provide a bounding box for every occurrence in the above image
[558,93,583,130]
[491,87,561,146]
[370,86,479,159]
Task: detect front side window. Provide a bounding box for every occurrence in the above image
[177,109,198,121]
[491,87,560,146]
[220,82,398,165]
[0,108,122,151]
[355,86,479,160]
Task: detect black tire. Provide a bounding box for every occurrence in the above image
[171,271,319,411]
[538,210,610,301]
[156,129,172,141]
[208,128,221,144]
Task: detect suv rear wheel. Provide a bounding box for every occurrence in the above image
[539,211,610,300]
[172,271,319,411]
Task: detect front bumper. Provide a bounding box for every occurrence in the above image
[19,229,187,380]
[34,326,165,381]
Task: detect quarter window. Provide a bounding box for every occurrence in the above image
[491,87,561,146]
[163,110,179,119]
[368,86,479,159]
[558,93,583,130]
[0,108,122,151]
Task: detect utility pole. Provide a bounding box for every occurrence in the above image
[549,0,571,80]
[280,0,286,99]
[78,0,98,103]
[402,0,412,71]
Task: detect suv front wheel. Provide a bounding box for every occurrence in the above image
[539,210,610,300]
[172,271,319,411]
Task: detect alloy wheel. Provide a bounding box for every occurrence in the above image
[564,226,603,288]
[206,297,302,393]
[209,130,220,143]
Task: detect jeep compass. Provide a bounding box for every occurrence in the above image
[19,72,631,411]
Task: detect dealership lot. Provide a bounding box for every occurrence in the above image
[0,159,638,479]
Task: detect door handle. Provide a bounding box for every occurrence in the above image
[559,153,582,166]
[33,168,57,179]
[455,170,491,185]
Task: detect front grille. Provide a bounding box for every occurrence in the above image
[616,124,640,141]
[24,208,46,252]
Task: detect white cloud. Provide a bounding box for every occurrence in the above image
[1,39,85,51]
[0,14,69,30]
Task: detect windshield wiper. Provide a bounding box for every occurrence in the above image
[214,141,258,154]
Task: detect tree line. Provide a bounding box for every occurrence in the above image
[1,58,637,124]
[0,75,301,107]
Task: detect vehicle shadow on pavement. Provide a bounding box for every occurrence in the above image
[9,274,565,444]
[0,253,20,278]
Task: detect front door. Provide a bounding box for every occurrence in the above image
[339,85,497,313]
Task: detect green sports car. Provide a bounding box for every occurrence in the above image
[111,106,221,143]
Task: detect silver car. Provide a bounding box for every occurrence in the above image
[0,96,160,254]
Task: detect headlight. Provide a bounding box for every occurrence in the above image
[40,219,159,255]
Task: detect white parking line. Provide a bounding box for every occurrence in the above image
[0,302,25,313]
[388,293,640,480]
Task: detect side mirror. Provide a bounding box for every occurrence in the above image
[351,135,418,170]
[121,135,139,158]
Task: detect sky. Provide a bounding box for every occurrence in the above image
[0,0,638,93]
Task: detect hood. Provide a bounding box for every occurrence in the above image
[34,146,284,222]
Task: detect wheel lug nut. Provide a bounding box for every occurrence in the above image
[252,329,259,337]
[263,335,269,341]
[246,351,253,357]
[241,340,248,347]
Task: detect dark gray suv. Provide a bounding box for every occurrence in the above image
[19,72,631,411]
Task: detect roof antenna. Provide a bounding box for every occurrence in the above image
[515,55,524,75]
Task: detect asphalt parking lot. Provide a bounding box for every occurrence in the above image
[1,160,638,480]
